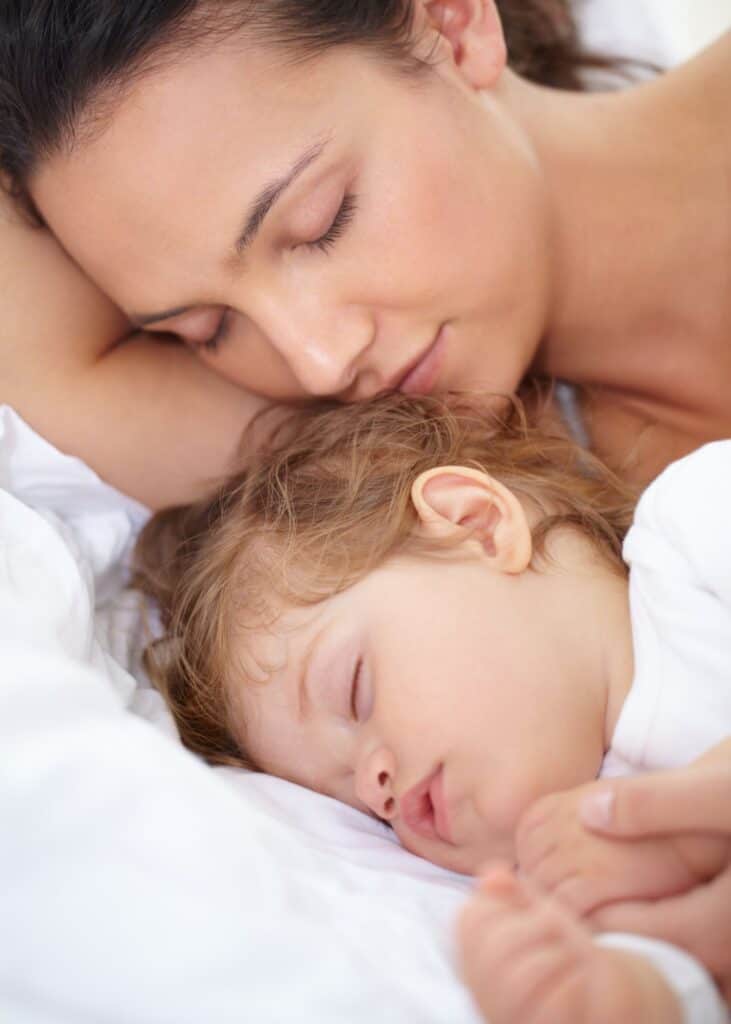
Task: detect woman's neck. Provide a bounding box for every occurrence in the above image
[503,34,731,404]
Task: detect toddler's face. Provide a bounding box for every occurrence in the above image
[231,538,619,875]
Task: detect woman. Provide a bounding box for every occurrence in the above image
[0,0,728,509]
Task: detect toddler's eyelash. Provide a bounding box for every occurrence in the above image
[307,193,358,254]
[350,657,363,721]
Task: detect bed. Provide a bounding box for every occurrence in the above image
[2,5,729,1021]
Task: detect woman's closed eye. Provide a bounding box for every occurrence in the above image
[194,308,232,354]
[304,192,358,255]
[144,306,232,355]
[187,193,358,352]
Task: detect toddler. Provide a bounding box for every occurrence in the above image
[135,392,730,1024]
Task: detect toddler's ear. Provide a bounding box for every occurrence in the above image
[411,465,532,572]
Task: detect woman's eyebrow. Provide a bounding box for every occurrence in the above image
[232,137,331,259]
[130,137,331,327]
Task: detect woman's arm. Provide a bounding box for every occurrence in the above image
[579,741,731,996]
[0,195,268,508]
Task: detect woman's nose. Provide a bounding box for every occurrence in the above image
[355,746,398,821]
[259,296,375,397]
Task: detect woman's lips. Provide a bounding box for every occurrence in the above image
[397,325,447,396]
[399,764,453,843]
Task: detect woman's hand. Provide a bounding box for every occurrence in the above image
[578,741,731,997]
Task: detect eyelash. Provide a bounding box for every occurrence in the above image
[306,193,358,254]
[350,657,363,721]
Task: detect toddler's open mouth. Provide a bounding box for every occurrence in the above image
[400,764,454,844]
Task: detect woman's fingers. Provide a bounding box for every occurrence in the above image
[579,760,731,839]
[591,869,731,977]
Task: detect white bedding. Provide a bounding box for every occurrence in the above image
[0,406,480,1024]
[2,5,728,1022]
[576,0,729,66]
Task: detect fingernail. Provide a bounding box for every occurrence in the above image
[580,788,615,829]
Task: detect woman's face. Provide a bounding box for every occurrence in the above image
[32,16,551,402]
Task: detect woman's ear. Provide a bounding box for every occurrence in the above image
[419,0,506,88]
[411,465,532,573]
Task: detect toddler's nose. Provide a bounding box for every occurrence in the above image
[355,746,397,822]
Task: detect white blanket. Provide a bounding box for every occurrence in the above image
[0,405,480,1023]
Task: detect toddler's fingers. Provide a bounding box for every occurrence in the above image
[475,857,516,880]
[458,889,509,952]
[477,863,524,903]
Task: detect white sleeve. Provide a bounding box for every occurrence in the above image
[625,441,731,608]
[614,442,731,770]
[597,934,729,1024]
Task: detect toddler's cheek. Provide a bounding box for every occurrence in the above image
[473,776,553,864]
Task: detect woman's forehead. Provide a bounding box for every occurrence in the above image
[36,38,385,205]
[33,38,426,312]
[31,43,363,299]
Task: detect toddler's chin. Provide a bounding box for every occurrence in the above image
[401,833,515,878]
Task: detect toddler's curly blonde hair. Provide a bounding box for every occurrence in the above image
[133,389,636,770]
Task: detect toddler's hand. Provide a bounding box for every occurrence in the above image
[515,782,723,917]
[457,864,684,1024]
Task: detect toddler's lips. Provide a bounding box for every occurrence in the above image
[400,764,454,844]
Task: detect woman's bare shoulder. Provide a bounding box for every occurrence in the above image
[667,27,731,121]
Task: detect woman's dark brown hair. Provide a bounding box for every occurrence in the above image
[0,0,633,207]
